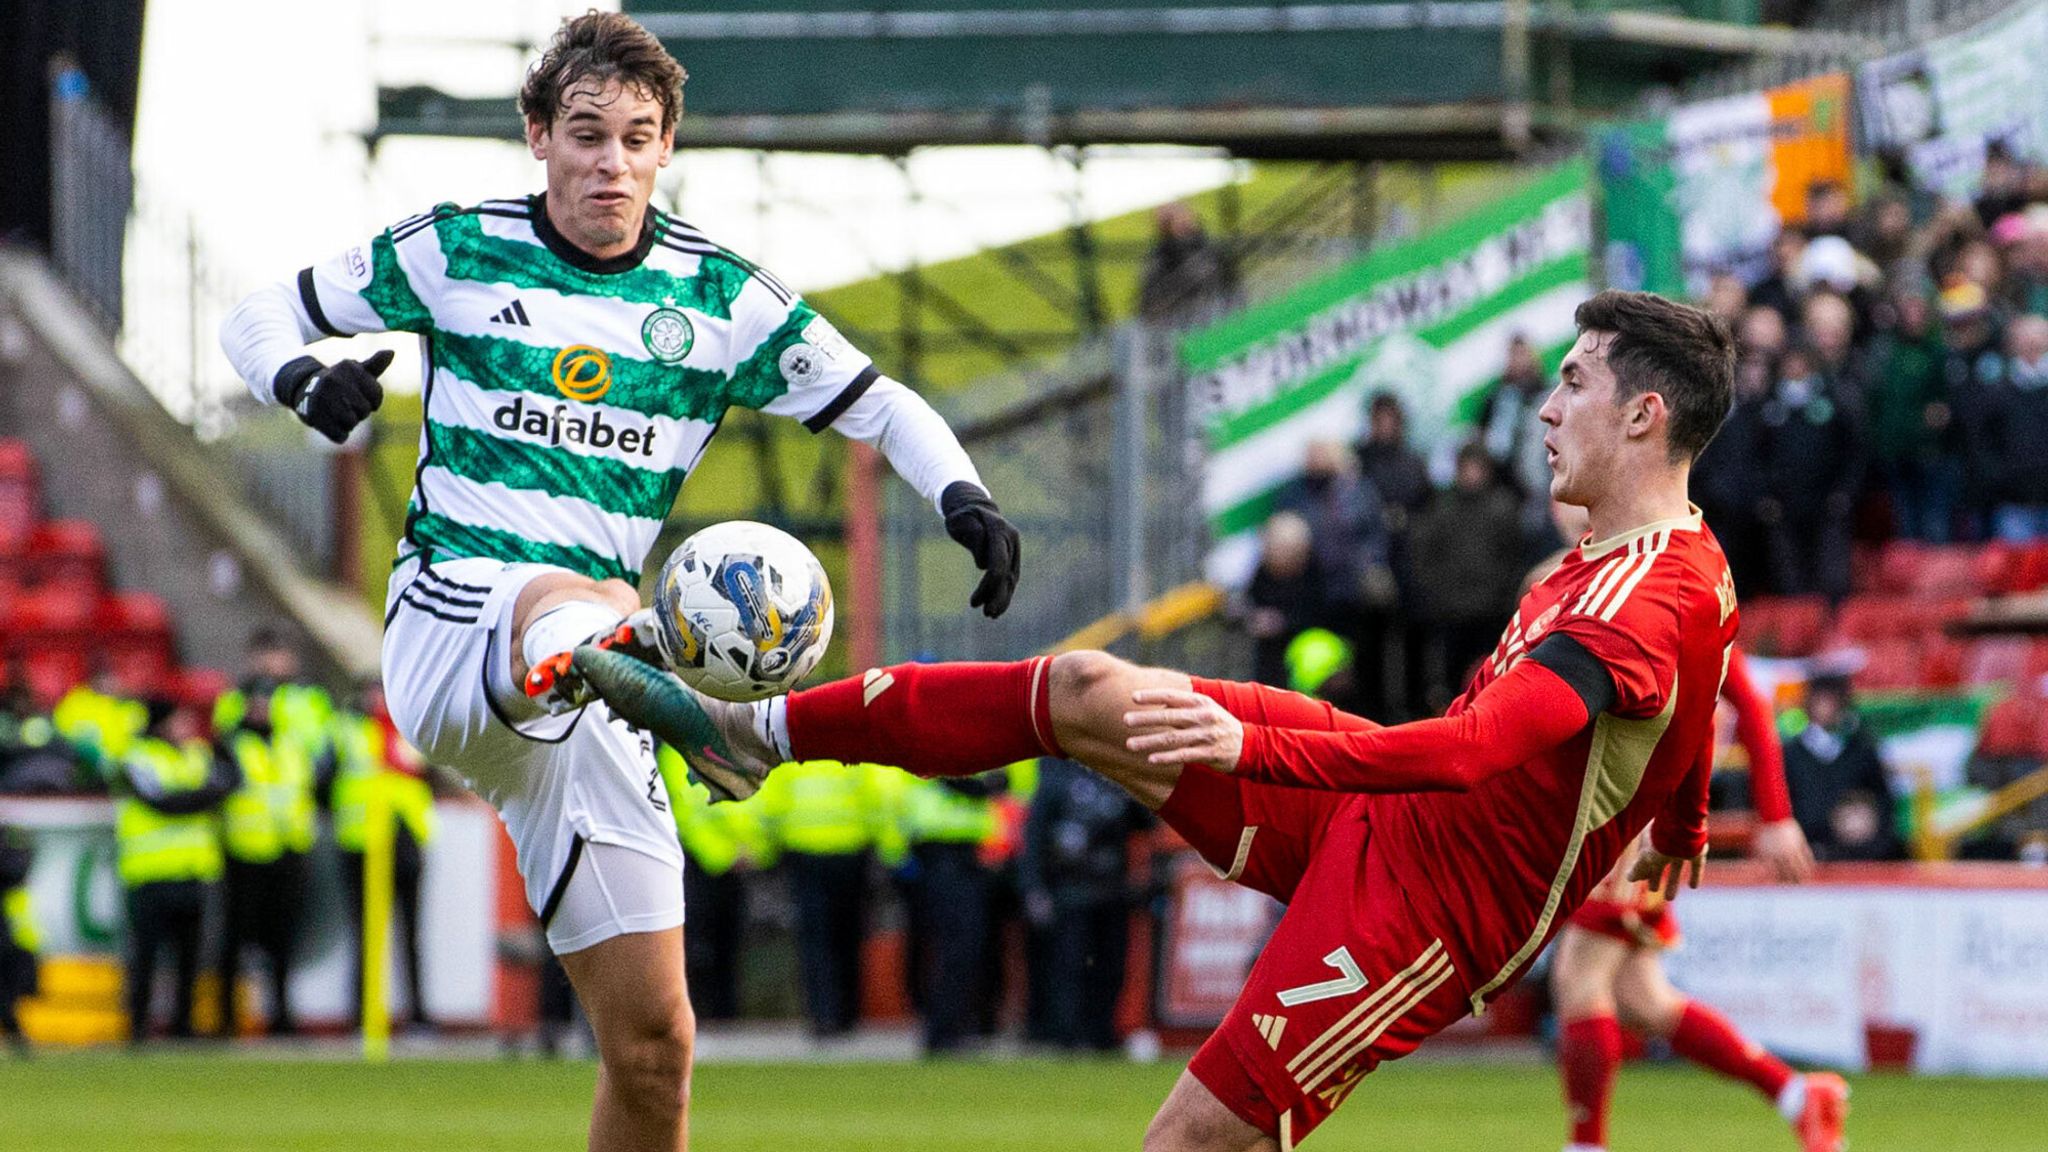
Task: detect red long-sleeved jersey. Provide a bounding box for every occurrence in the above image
[1722,647,1792,823]
[1234,510,1738,1012]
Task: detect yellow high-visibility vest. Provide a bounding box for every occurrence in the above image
[332,714,437,854]
[2,886,37,953]
[116,739,224,887]
[222,731,283,864]
[659,745,767,876]
[755,760,900,858]
[54,686,145,778]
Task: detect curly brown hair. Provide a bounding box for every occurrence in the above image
[518,11,687,135]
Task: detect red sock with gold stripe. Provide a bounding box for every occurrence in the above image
[1670,1000,1792,1099]
[786,658,1061,777]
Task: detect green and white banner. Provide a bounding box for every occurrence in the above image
[1182,161,1592,584]
[1858,0,2048,201]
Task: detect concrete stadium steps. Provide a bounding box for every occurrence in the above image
[18,955,126,1047]
[0,250,379,685]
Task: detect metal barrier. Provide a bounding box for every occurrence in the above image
[46,65,344,580]
[47,62,131,331]
[883,323,1250,681]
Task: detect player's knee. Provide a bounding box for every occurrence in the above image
[1614,976,1682,1037]
[602,1001,696,1115]
[1048,649,1131,725]
[1551,965,1617,1021]
[590,578,640,617]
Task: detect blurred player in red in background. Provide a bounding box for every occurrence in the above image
[1540,504,1846,1152]
[597,290,1757,1151]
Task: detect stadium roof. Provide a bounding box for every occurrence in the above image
[372,2,1875,158]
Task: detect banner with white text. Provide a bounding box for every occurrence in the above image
[1183,161,1592,585]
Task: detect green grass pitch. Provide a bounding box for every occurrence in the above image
[2,1053,2042,1150]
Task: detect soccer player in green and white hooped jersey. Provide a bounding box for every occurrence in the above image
[220,13,1017,1149]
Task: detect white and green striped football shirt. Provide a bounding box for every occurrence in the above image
[296,195,878,584]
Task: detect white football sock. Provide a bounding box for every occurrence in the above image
[1775,1074,1807,1123]
[521,600,625,672]
[1564,1143,1606,1152]
[761,696,791,761]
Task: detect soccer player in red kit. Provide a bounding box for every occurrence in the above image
[583,290,1745,1151]
[1552,640,1846,1152]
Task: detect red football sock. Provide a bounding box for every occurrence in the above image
[1559,1014,1621,1149]
[786,658,1062,777]
[1669,1000,1792,1100]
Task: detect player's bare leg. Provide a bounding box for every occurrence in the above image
[636,648,1209,806]
[1552,926,1630,1152]
[558,927,695,1152]
[512,574,640,685]
[1610,946,1685,1036]
[1606,946,1847,1152]
[1044,650,1198,808]
[1144,1070,1277,1152]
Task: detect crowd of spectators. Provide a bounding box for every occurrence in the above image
[1694,154,2048,602]
[1241,392,1559,721]
[1233,148,2048,856]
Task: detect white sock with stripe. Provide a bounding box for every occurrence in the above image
[1775,1074,1807,1123]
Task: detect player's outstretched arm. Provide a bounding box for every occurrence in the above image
[823,376,1020,617]
[220,245,403,444]
[1127,635,1616,793]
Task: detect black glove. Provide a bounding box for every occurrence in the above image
[273,349,392,443]
[941,480,1021,618]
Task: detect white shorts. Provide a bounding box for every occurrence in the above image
[382,555,684,952]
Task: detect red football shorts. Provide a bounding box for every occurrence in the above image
[1566,895,1681,950]
[1159,679,1475,1148]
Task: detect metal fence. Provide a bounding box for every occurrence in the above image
[876,162,1490,676]
[47,61,131,331]
[1681,0,2026,99]
[882,323,1249,680]
[45,64,344,579]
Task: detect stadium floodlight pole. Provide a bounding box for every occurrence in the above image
[361,778,394,1063]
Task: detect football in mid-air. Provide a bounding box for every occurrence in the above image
[650,520,834,702]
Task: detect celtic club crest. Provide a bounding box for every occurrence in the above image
[642,307,694,364]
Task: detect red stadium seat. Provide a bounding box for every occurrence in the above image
[1908,547,1983,599]
[25,520,105,592]
[1875,541,1926,594]
[1829,596,1923,644]
[4,584,94,633]
[1978,696,2039,758]
[169,666,230,713]
[1963,636,2034,687]
[98,592,176,697]
[2013,545,2048,594]
[1920,634,1969,688]
[100,591,170,633]
[0,437,37,549]
[1852,636,1925,692]
[19,645,89,710]
[0,440,34,484]
[1977,543,2023,595]
[101,645,174,698]
[0,491,33,557]
[1739,596,1830,657]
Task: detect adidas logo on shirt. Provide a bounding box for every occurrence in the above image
[488,299,532,326]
